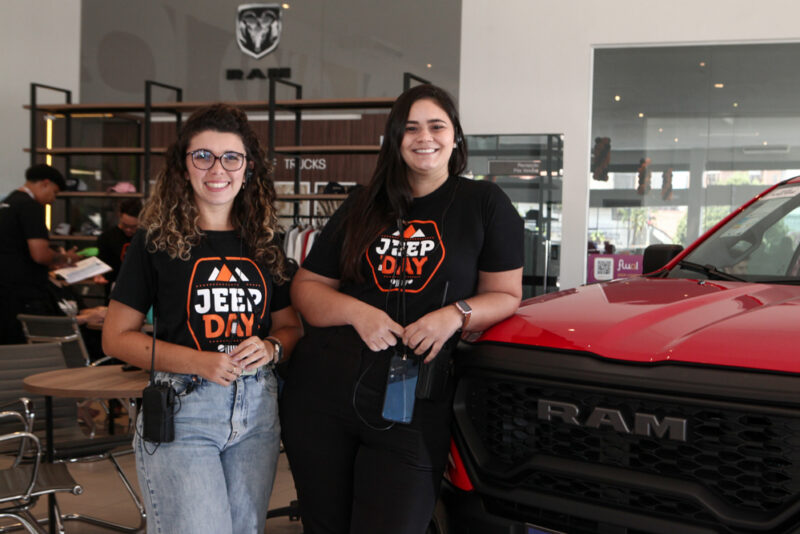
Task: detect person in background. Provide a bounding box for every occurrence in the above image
[0,164,81,343]
[281,84,524,534]
[102,103,302,534]
[95,198,142,298]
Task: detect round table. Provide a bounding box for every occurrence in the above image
[23,364,148,399]
[23,365,148,534]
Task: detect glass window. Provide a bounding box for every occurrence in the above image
[589,43,800,281]
[670,182,800,281]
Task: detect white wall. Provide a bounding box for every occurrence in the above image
[0,0,81,197]
[460,0,800,289]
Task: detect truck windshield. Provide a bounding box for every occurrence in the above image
[668,183,800,283]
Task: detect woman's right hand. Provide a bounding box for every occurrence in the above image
[351,307,404,352]
[291,267,404,351]
[196,351,244,386]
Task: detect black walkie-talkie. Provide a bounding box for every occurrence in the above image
[141,316,176,443]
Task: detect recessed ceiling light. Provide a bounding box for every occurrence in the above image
[426,63,432,69]
[714,83,724,89]
[699,61,707,67]
[658,128,663,133]
[282,3,290,8]
[614,95,621,102]
[732,102,739,108]
[674,137,679,143]
[638,112,644,118]
[763,141,769,146]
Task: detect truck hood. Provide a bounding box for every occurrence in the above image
[481,277,800,373]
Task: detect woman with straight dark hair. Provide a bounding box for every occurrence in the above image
[103,103,302,534]
[281,84,524,533]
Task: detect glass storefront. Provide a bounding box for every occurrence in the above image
[466,134,563,298]
[590,43,800,282]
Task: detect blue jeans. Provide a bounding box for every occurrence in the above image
[134,368,280,534]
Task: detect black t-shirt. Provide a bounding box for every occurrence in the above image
[302,175,524,325]
[291,175,523,414]
[111,230,291,353]
[97,226,131,285]
[0,190,49,295]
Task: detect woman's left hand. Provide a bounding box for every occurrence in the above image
[402,305,463,363]
[229,336,273,371]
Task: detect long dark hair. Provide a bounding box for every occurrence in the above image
[339,84,467,283]
[141,103,288,282]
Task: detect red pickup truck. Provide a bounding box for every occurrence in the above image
[440,177,800,533]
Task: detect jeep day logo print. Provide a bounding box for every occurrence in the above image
[366,220,445,293]
[236,3,282,60]
[186,257,267,353]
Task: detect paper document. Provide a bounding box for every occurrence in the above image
[53,256,112,284]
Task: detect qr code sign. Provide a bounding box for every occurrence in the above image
[594,257,614,281]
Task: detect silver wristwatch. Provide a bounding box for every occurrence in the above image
[453,300,472,331]
[265,336,283,363]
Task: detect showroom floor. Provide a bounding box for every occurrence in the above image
[0,444,304,533]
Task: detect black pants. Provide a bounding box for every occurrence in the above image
[280,330,453,534]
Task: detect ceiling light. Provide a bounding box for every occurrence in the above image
[763,141,769,146]
[613,95,621,102]
[638,112,644,118]
[658,128,663,133]
[282,3,290,9]
[674,137,679,143]
[714,83,724,89]
[732,102,739,107]
[426,63,432,69]
[699,61,706,67]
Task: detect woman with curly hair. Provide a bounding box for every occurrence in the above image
[103,103,301,534]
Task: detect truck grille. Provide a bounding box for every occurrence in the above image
[459,374,800,526]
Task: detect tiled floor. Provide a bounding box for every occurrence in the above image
[1,446,304,533]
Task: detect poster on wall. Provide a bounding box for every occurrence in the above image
[237,3,282,59]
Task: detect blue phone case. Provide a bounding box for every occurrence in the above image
[382,352,419,424]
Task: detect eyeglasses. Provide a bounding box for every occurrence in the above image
[186,149,247,171]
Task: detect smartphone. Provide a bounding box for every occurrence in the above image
[381,350,419,424]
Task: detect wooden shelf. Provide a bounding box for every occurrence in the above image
[49,234,97,242]
[277,194,348,201]
[26,147,167,156]
[274,97,395,111]
[275,145,380,155]
[57,192,143,198]
[24,97,395,116]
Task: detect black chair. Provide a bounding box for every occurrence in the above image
[0,410,82,534]
[17,314,110,368]
[0,342,144,533]
[17,314,132,437]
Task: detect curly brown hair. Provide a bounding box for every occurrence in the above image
[140,103,288,283]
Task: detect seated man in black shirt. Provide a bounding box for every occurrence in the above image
[95,198,142,299]
[0,164,82,343]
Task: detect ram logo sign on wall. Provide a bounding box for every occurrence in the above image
[237,3,282,59]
